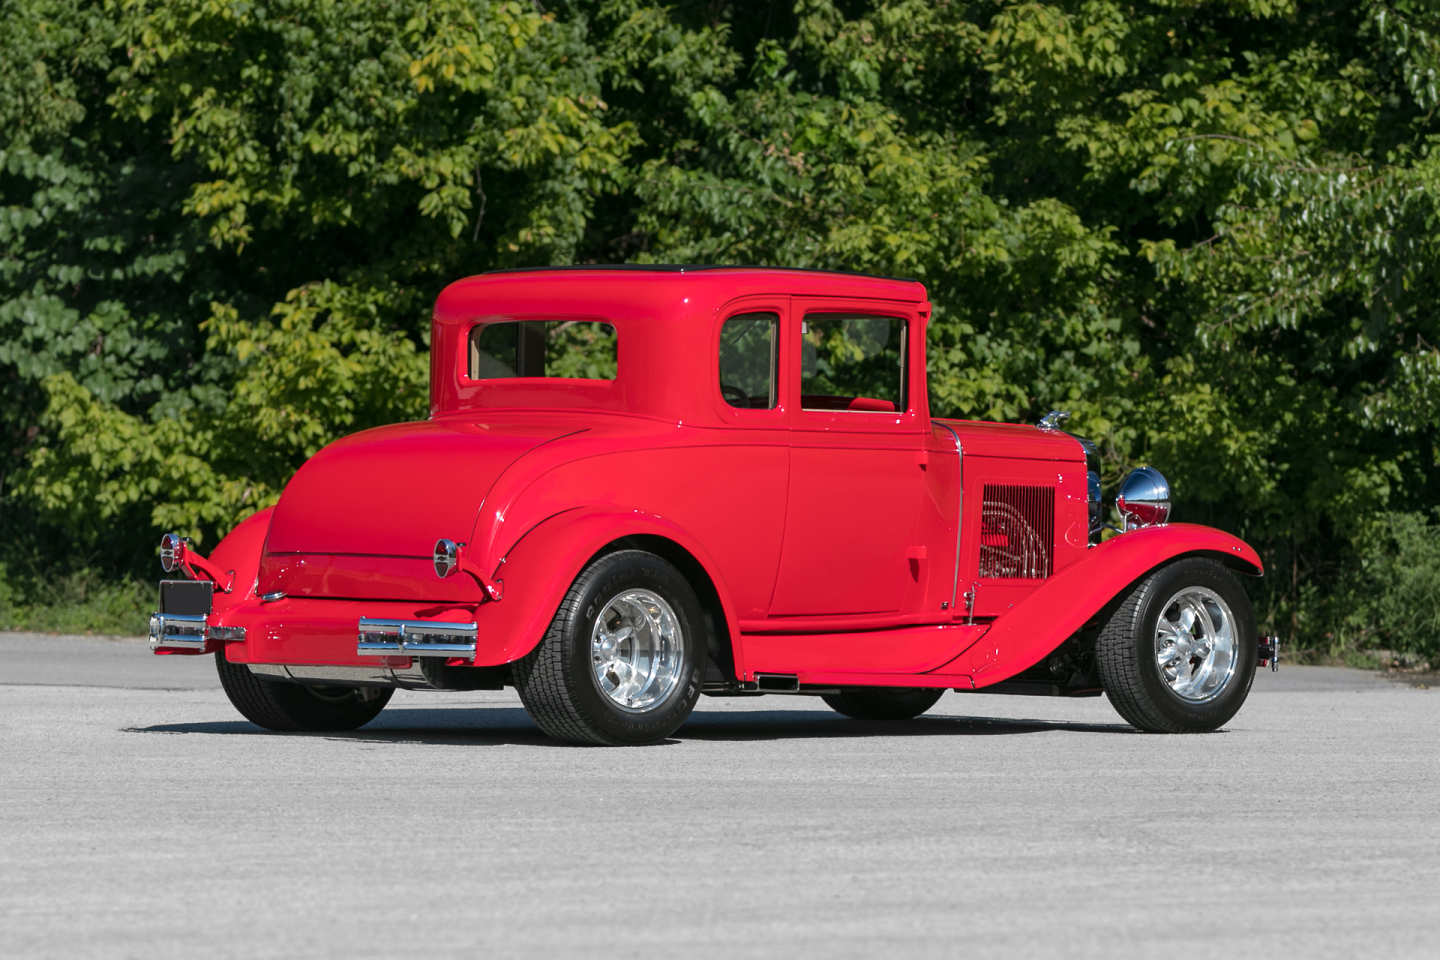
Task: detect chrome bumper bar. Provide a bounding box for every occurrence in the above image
[148,612,246,653]
[356,618,477,658]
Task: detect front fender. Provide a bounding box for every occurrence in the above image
[470,508,744,670]
[947,523,1262,686]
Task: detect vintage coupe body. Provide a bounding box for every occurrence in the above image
[150,267,1276,744]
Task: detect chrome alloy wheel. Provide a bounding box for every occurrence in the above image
[1153,586,1238,703]
[589,589,685,713]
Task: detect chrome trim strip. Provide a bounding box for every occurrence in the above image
[931,421,965,615]
[404,640,477,656]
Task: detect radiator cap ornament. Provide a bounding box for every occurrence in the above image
[1116,466,1171,529]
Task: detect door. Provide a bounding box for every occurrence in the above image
[767,300,932,617]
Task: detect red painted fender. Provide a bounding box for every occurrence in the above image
[471,509,745,671]
[208,507,274,612]
[947,523,1262,686]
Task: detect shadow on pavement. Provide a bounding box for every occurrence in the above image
[684,710,1133,740]
[126,705,1133,744]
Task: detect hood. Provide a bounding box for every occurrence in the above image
[934,418,1087,461]
[264,417,585,558]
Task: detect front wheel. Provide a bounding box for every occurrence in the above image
[1095,557,1257,733]
[215,654,393,731]
[822,687,944,721]
[512,550,705,745]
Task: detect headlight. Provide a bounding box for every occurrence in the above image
[1116,466,1171,529]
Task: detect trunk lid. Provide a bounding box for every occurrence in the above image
[258,417,583,600]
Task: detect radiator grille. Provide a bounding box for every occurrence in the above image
[979,484,1054,579]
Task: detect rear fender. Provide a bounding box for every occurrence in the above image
[949,523,1262,686]
[208,507,274,613]
[472,509,744,671]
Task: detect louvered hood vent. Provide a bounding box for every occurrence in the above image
[979,484,1055,579]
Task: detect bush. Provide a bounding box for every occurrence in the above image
[1350,511,1440,666]
[0,564,151,637]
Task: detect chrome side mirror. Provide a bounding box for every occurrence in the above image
[1116,466,1171,529]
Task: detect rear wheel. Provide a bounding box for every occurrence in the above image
[822,687,944,721]
[513,550,705,745]
[1095,557,1257,733]
[215,654,393,731]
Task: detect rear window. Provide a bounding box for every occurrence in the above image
[468,321,617,380]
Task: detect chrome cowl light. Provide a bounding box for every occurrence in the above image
[433,538,460,579]
[159,532,185,573]
[1116,466,1171,529]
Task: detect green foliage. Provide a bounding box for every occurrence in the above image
[543,323,619,379]
[0,564,151,637]
[2,0,1436,655]
[1350,511,1440,664]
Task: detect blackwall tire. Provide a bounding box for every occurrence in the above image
[215,653,393,731]
[512,550,705,745]
[1095,557,1257,733]
[821,688,944,721]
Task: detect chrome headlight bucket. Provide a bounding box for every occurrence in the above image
[1116,466,1171,529]
[433,538,460,579]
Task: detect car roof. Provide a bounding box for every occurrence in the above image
[479,264,922,284]
[436,265,929,314]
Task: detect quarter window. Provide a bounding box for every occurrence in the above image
[800,313,907,412]
[718,312,778,409]
[468,321,617,380]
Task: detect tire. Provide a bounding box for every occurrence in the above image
[512,550,705,745]
[822,687,944,721]
[215,653,393,731]
[1095,557,1257,733]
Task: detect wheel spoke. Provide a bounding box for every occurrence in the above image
[1179,603,1200,636]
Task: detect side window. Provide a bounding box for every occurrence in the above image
[468,321,617,380]
[801,313,907,412]
[718,312,778,409]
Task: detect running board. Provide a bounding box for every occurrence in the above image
[356,617,477,658]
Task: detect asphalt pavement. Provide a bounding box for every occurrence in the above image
[1,633,1436,959]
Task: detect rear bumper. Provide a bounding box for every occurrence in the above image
[151,595,487,666]
[149,612,245,654]
[356,617,478,658]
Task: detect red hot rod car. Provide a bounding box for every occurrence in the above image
[150,267,1277,744]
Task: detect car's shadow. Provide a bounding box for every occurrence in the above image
[127,705,1133,745]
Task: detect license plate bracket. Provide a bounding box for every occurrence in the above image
[160,579,213,617]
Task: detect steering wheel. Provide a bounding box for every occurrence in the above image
[720,383,749,407]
